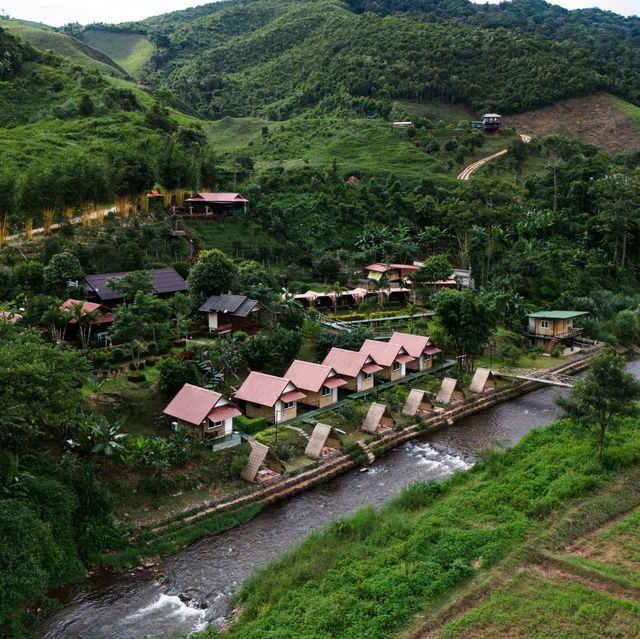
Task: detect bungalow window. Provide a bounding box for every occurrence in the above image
[392,361,401,371]
[208,420,223,430]
[540,320,549,329]
[283,400,296,410]
[321,385,331,397]
[425,354,432,361]
[566,319,572,326]
[252,402,262,409]
[363,371,372,380]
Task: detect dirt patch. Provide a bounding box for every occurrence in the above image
[503,93,640,153]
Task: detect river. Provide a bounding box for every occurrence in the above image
[39,359,640,638]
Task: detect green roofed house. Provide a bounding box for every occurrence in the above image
[525,310,588,353]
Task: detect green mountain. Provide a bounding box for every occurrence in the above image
[74,0,640,120]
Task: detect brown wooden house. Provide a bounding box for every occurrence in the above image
[199,294,265,336]
[234,372,306,423]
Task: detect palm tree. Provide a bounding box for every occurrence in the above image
[405,302,420,334]
[71,302,100,348]
[331,281,343,316]
[42,306,64,342]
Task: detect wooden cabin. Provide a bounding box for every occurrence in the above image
[435,377,465,406]
[304,423,342,460]
[241,440,284,483]
[525,310,588,351]
[402,389,434,418]
[199,294,265,336]
[234,372,306,423]
[482,113,502,134]
[322,348,381,392]
[284,360,346,408]
[469,368,497,394]
[362,402,395,434]
[184,192,248,215]
[359,339,414,381]
[163,383,241,439]
[82,267,187,306]
[388,332,441,371]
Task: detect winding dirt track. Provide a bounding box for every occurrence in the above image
[457,133,531,181]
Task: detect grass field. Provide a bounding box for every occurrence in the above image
[81,30,154,77]
[610,95,640,136]
[2,20,127,78]
[435,571,640,638]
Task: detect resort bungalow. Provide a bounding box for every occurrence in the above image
[359,339,414,381]
[82,267,187,306]
[304,423,342,460]
[525,310,588,351]
[284,360,346,408]
[388,332,441,371]
[60,299,113,338]
[234,372,306,423]
[163,383,241,439]
[184,192,248,216]
[322,347,382,392]
[362,403,395,434]
[435,378,465,406]
[364,263,418,284]
[199,294,265,336]
[402,389,434,418]
[469,368,497,394]
[241,440,284,483]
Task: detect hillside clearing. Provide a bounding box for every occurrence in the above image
[81,30,154,77]
[502,93,640,153]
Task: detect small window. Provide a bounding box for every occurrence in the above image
[321,385,331,397]
[252,402,262,409]
[566,319,571,326]
[425,354,432,361]
[283,400,295,410]
[363,371,372,380]
[208,420,223,430]
[540,320,549,329]
[392,361,401,371]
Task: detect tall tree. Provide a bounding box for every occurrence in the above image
[186,249,236,307]
[557,352,640,461]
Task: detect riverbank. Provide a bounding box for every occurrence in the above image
[215,383,640,638]
[102,351,596,571]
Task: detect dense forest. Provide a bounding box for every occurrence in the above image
[87,0,640,119]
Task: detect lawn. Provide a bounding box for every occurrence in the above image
[435,571,640,639]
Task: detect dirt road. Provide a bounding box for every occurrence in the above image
[457,133,531,181]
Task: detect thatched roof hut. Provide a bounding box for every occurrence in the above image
[362,402,395,434]
[241,440,284,482]
[435,377,465,405]
[402,389,434,417]
[469,367,498,394]
[305,423,342,460]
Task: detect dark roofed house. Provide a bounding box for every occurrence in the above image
[82,268,187,306]
[184,192,248,216]
[199,294,265,336]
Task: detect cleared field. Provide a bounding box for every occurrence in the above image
[502,93,640,153]
[561,505,640,589]
[81,29,154,77]
[435,571,640,639]
[2,20,127,77]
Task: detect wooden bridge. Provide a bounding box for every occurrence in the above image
[491,367,577,388]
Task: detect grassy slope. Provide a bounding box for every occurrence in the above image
[1,20,127,78]
[610,94,640,135]
[215,418,640,638]
[81,30,154,77]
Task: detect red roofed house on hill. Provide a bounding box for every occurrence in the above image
[388,331,441,371]
[364,263,418,284]
[284,360,346,408]
[322,347,382,392]
[359,339,414,381]
[235,372,306,423]
[163,383,241,440]
[59,299,114,341]
[184,192,248,216]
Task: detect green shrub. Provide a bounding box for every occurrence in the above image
[230,454,249,479]
[235,415,268,435]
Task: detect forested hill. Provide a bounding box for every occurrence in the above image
[89,0,640,120]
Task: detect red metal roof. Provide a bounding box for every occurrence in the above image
[389,332,433,358]
[424,346,442,355]
[285,360,344,393]
[163,383,224,426]
[60,299,113,324]
[360,339,413,368]
[362,363,383,374]
[281,390,307,402]
[365,263,419,273]
[323,377,348,389]
[185,192,248,203]
[322,348,375,378]
[235,372,301,407]
[208,405,242,422]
